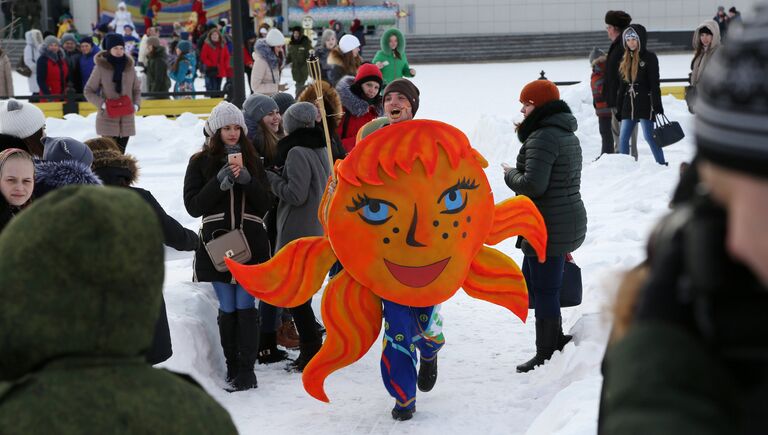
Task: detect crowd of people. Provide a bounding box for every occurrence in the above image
[0,4,766,432]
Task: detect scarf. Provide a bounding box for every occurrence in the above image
[106,54,127,94]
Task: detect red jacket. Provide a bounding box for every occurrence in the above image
[200,40,231,78]
[36,54,69,101]
[337,105,378,152]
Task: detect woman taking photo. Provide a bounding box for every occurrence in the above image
[84,34,141,154]
[504,79,587,373]
[615,24,668,165]
[184,101,273,391]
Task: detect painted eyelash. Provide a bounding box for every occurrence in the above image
[346,193,370,212]
[457,177,479,190]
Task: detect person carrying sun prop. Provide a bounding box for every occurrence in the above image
[225,117,548,422]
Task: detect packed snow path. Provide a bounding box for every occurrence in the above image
[38,54,695,434]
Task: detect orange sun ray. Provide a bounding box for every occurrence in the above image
[302,270,383,402]
[485,195,548,263]
[225,237,337,308]
[462,246,529,322]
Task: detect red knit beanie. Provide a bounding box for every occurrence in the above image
[354,63,383,86]
[519,80,560,108]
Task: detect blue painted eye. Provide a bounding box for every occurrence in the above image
[442,189,464,212]
[362,201,391,224]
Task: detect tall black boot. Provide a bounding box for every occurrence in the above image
[286,338,322,373]
[286,301,323,373]
[516,317,559,373]
[217,310,238,385]
[258,331,289,364]
[233,308,259,391]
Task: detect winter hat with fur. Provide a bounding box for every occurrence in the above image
[519,79,560,108]
[605,10,631,29]
[695,5,768,179]
[339,34,360,54]
[265,28,285,47]
[90,148,139,186]
[43,136,94,166]
[383,78,420,115]
[0,99,46,139]
[243,93,279,123]
[283,102,318,135]
[208,101,248,136]
[272,92,296,115]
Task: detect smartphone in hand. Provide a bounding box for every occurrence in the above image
[228,152,243,168]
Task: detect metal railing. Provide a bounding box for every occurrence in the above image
[539,70,689,86]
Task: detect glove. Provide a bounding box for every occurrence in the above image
[219,175,234,191]
[101,102,106,109]
[134,104,139,112]
[216,164,233,183]
[235,166,251,184]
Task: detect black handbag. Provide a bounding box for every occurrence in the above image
[652,113,685,148]
[528,255,583,309]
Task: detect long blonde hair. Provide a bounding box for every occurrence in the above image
[619,49,641,83]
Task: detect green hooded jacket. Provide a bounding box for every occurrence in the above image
[371,28,413,86]
[0,185,237,435]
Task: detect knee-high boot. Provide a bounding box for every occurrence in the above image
[233,308,259,390]
[516,317,560,373]
[217,310,238,385]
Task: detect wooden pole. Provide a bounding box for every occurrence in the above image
[307,54,336,182]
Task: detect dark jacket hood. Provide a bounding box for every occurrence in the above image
[275,126,326,167]
[622,24,648,53]
[517,100,578,143]
[34,159,103,198]
[92,149,139,186]
[379,27,406,54]
[0,185,164,381]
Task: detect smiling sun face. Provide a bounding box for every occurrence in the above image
[327,149,494,307]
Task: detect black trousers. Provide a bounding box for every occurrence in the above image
[110,136,130,154]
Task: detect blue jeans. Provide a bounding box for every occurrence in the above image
[211,282,255,312]
[619,118,666,164]
[205,76,222,92]
[522,255,566,319]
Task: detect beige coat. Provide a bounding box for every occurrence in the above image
[0,51,14,97]
[690,20,721,86]
[250,42,281,96]
[84,52,142,137]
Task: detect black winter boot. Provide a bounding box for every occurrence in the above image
[217,310,238,385]
[516,317,559,373]
[391,405,416,421]
[257,331,290,364]
[286,339,322,373]
[233,308,259,391]
[417,356,438,392]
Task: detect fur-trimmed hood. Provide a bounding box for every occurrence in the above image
[517,100,577,143]
[379,27,406,55]
[692,20,721,51]
[327,47,345,67]
[91,149,139,186]
[336,75,380,117]
[34,159,103,198]
[253,39,280,69]
[94,50,136,69]
[297,80,343,130]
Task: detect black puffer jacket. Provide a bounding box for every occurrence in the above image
[183,151,273,283]
[615,24,663,121]
[505,100,587,257]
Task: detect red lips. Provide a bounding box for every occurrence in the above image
[384,257,451,288]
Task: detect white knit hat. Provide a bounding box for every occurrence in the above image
[339,34,360,54]
[0,99,46,139]
[265,28,285,47]
[207,101,248,136]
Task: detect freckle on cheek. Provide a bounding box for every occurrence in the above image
[383,237,390,244]
[442,233,448,239]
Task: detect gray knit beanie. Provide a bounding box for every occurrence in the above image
[272,92,296,115]
[243,93,279,122]
[42,136,94,166]
[283,102,317,135]
[42,35,61,51]
[695,5,768,179]
[208,101,248,136]
[60,33,78,45]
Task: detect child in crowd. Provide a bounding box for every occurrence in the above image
[589,47,614,157]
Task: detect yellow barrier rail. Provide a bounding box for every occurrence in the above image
[77,98,225,118]
[660,86,686,100]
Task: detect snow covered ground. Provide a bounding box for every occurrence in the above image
[19,53,696,434]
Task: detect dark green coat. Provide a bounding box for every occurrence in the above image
[146,45,171,93]
[0,185,237,435]
[287,34,312,85]
[600,323,737,434]
[505,100,587,256]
